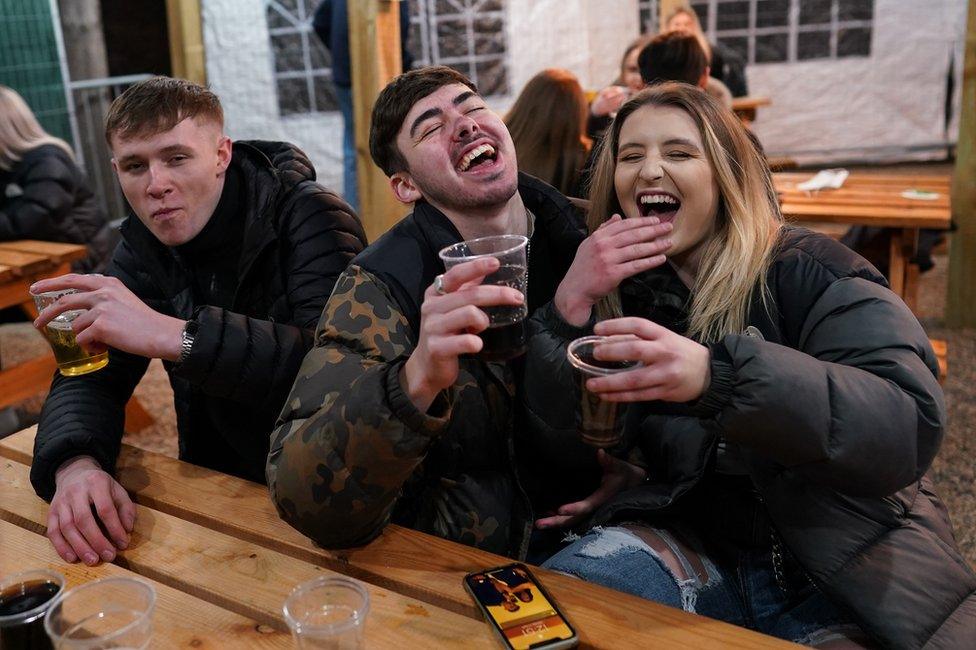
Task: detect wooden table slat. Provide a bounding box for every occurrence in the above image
[0,240,88,264]
[0,428,794,649]
[0,519,291,648]
[0,249,54,276]
[0,457,498,649]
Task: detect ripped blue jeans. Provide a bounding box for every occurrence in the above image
[542,525,865,646]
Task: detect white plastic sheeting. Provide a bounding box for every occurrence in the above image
[201,0,965,199]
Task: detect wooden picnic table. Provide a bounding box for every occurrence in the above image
[731,96,771,124]
[0,240,153,430]
[774,172,952,312]
[0,426,795,648]
[0,241,88,410]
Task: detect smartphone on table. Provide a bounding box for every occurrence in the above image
[463,563,578,649]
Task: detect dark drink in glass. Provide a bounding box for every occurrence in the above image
[479,319,527,361]
[477,263,528,361]
[567,336,642,447]
[439,236,529,363]
[0,570,64,650]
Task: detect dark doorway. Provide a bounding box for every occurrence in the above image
[101,0,171,77]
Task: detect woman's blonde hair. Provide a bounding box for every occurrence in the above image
[587,82,782,342]
[0,85,75,171]
[505,69,591,197]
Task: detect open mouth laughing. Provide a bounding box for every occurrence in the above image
[637,191,680,222]
[456,141,499,173]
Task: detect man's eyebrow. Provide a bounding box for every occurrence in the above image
[409,107,443,138]
[158,144,192,155]
[453,90,477,106]
[116,154,141,166]
[408,91,481,138]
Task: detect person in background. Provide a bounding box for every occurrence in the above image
[665,6,748,97]
[313,0,413,213]
[0,85,117,273]
[638,31,733,109]
[587,36,652,138]
[505,68,591,198]
[523,82,972,647]
[29,77,366,568]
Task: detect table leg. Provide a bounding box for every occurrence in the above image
[888,228,922,311]
[889,231,906,297]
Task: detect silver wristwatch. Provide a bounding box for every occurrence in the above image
[178,320,198,364]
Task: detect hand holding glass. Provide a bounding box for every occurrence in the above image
[439,235,529,361]
[567,335,642,447]
[30,288,108,376]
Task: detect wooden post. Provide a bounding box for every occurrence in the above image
[348,0,407,241]
[165,0,207,85]
[659,0,689,31]
[947,0,976,327]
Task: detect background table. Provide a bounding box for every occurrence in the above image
[0,240,153,431]
[0,241,88,409]
[0,426,795,648]
[774,172,952,312]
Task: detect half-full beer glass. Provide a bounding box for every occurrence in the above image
[438,235,529,362]
[31,289,108,376]
[567,336,642,448]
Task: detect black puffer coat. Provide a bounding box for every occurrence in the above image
[31,141,366,497]
[0,144,118,272]
[525,227,975,648]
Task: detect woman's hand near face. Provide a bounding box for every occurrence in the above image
[554,215,672,326]
[586,317,711,403]
[591,85,630,118]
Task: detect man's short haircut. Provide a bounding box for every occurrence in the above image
[637,31,708,87]
[369,65,477,177]
[105,76,224,145]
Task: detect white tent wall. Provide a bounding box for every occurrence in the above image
[198,0,964,202]
[506,0,639,95]
[201,0,344,193]
[747,0,964,165]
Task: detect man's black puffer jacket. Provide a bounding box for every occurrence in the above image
[31,141,367,496]
[524,227,975,648]
[0,144,118,272]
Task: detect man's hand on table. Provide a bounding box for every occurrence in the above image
[48,455,136,565]
[31,273,186,361]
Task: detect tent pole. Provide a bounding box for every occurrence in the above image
[348,0,406,241]
[947,0,976,327]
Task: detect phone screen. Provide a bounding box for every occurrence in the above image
[465,563,576,650]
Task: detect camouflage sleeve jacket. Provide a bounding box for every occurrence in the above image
[266,264,454,548]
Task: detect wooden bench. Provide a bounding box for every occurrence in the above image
[0,427,792,649]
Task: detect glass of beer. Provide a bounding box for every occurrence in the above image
[30,289,108,376]
[567,335,642,448]
[0,569,65,650]
[44,577,156,650]
[439,235,529,362]
[283,576,370,650]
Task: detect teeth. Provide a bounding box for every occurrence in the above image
[458,144,496,171]
[639,194,678,205]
